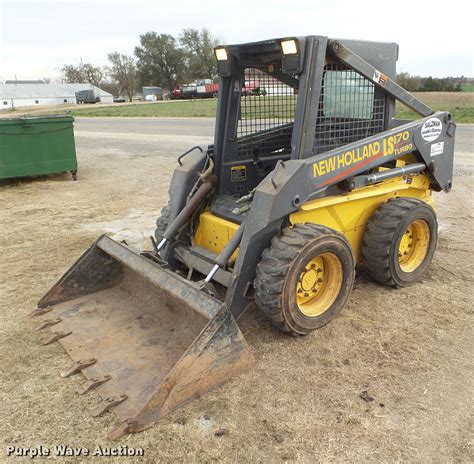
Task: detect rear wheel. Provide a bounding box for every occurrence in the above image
[361,197,437,287]
[254,224,355,336]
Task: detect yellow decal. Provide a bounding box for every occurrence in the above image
[313,140,381,177]
[313,131,412,178]
[231,165,246,182]
[382,131,412,156]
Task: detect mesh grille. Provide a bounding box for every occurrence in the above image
[237,67,297,157]
[314,63,385,154]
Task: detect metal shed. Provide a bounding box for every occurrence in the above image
[0,83,114,109]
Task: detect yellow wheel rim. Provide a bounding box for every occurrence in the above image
[398,219,430,273]
[296,252,343,317]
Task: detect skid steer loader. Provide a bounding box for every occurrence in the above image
[32,36,455,439]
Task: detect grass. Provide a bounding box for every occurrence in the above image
[2,91,473,122]
[71,99,218,118]
[396,91,474,123]
[66,96,298,119]
[396,107,474,122]
[462,83,474,92]
[67,92,474,123]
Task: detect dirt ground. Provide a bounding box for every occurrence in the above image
[0,123,472,463]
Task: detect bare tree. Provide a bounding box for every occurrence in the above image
[81,63,104,87]
[107,52,137,101]
[61,63,104,87]
[61,64,84,83]
[99,81,121,98]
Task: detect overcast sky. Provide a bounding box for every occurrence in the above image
[0,0,472,82]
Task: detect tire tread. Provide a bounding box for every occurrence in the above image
[254,223,345,336]
[361,197,435,287]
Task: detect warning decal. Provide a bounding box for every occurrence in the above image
[231,165,246,182]
[373,69,388,87]
[430,141,445,157]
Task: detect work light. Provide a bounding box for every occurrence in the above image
[215,48,228,61]
[281,39,298,55]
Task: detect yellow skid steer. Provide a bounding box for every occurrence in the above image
[32,36,455,438]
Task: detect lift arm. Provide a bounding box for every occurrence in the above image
[225,113,455,318]
[300,111,454,193]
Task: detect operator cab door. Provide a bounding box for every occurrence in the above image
[216,63,299,198]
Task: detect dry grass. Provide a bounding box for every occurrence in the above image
[0,130,473,463]
[397,92,474,122]
[411,91,474,107]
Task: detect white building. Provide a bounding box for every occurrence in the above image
[0,83,113,109]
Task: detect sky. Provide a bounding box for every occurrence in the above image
[0,0,472,82]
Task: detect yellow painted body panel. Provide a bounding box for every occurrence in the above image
[290,174,433,261]
[194,211,240,261]
[194,174,433,263]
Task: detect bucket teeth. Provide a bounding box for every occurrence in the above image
[35,317,62,331]
[61,358,97,378]
[34,236,255,437]
[91,394,127,418]
[42,330,72,345]
[29,307,53,318]
[108,419,134,441]
[77,375,111,395]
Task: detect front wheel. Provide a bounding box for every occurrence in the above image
[254,224,355,336]
[154,204,171,242]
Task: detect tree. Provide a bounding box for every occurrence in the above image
[107,52,137,101]
[396,72,421,92]
[61,64,84,83]
[61,62,104,87]
[422,76,439,91]
[99,81,121,98]
[179,27,220,81]
[397,72,465,92]
[135,32,185,91]
[81,63,104,87]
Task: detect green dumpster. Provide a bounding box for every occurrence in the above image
[0,114,78,180]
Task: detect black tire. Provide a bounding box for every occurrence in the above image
[254,224,355,336]
[361,198,438,287]
[154,204,171,241]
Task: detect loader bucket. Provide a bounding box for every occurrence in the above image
[33,235,254,439]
